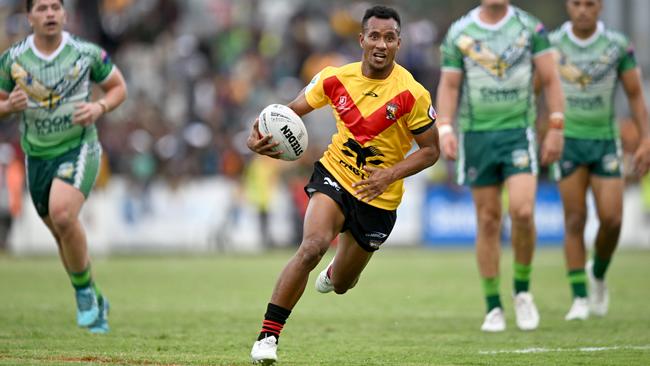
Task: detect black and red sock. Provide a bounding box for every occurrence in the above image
[258,303,291,342]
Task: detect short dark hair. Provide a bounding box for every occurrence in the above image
[361,5,401,34]
[26,0,64,12]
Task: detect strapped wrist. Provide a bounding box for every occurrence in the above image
[438,124,454,137]
[97,99,109,114]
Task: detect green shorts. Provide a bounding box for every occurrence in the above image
[26,141,102,217]
[457,127,538,186]
[550,137,622,181]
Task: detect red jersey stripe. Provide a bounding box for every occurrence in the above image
[323,76,416,144]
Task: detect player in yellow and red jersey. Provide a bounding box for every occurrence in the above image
[246,5,440,364]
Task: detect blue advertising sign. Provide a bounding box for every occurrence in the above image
[423,183,564,246]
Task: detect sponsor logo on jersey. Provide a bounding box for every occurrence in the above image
[567,96,604,110]
[363,91,379,97]
[34,114,73,135]
[323,176,341,191]
[480,87,521,102]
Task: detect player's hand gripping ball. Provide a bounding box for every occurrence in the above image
[258,104,308,161]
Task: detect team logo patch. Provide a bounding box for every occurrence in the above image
[602,154,620,173]
[386,102,398,120]
[305,72,321,94]
[512,149,530,168]
[428,105,437,121]
[57,162,75,179]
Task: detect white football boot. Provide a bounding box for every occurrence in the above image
[565,297,589,321]
[587,260,609,316]
[314,259,335,293]
[481,307,506,332]
[513,292,540,330]
[251,335,278,365]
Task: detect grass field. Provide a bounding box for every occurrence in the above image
[1,248,649,365]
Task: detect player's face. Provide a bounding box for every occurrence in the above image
[28,0,66,38]
[566,0,601,32]
[359,17,400,76]
[481,0,509,8]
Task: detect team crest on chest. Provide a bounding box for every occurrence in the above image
[386,102,398,120]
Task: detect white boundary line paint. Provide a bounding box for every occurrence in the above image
[479,345,650,355]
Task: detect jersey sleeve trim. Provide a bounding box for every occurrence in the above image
[411,121,434,135]
[97,65,116,85]
[532,48,554,59]
[441,66,463,73]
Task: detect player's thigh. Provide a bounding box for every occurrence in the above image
[505,173,536,217]
[301,192,345,247]
[49,179,86,219]
[332,231,373,282]
[558,166,590,219]
[589,175,623,223]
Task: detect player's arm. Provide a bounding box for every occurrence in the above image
[436,70,462,160]
[247,89,314,158]
[620,67,650,175]
[73,68,127,126]
[353,126,440,203]
[533,52,565,165]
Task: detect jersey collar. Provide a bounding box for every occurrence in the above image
[28,31,70,62]
[564,21,604,48]
[471,5,514,31]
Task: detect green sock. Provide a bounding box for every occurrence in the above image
[592,255,611,280]
[482,277,502,312]
[513,262,531,294]
[69,266,92,289]
[568,269,587,298]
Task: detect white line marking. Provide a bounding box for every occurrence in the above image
[479,345,650,355]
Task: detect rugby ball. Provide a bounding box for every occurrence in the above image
[258,104,308,161]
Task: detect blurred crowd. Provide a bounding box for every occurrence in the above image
[1,0,441,186]
[0,0,648,215]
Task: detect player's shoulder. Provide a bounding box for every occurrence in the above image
[511,6,544,30]
[548,22,569,44]
[445,10,475,41]
[602,26,631,48]
[66,32,104,56]
[393,64,428,98]
[1,37,30,61]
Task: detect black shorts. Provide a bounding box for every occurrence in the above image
[304,162,397,252]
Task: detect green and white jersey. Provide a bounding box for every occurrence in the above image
[0,32,114,159]
[441,6,551,132]
[549,21,637,140]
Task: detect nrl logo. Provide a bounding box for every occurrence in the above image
[385,102,398,120]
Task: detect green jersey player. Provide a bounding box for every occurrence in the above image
[548,0,650,321]
[0,0,127,333]
[437,0,565,332]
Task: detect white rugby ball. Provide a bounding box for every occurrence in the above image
[258,104,308,161]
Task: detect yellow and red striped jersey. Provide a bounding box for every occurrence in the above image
[305,62,435,210]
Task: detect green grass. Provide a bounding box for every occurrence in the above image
[1,248,649,365]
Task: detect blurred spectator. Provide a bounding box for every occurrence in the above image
[0,143,23,251]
